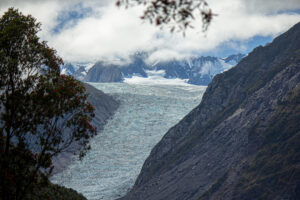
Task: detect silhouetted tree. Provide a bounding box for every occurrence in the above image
[116,0,215,33]
[0,8,96,200]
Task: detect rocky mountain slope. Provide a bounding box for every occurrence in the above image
[52,83,119,173]
[65,53,244,86]
[84,62,124,82]
[119,22,300,200]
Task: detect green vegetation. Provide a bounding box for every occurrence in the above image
[232,85,300,199]
[0,8,95,200]
[24,183,87,200]
[137,22,300,198]
[116,0,214,33]
[199,172,228,200]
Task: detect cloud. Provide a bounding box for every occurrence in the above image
[240,0,300,13]
[47,3,158,63]
[1,0,300,63]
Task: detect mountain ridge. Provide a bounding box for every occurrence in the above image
[118,21,300,200]
[62,54,244,86]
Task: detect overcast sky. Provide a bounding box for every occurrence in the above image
[1,0,300,64]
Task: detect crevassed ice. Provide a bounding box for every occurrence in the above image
[51,83,206,200]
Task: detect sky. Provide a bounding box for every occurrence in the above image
[1,0,300,64]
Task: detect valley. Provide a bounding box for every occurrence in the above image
[1,2,299,200]
[51,82,206,200]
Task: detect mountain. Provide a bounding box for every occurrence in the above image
[60,62,94,81]
[52,83,119,174]
[84,83,120,129]
[84,62,123,82]
[84,54,148,82]
[79,53,244,85]
[118,22,300,200]
[154,54,244,85]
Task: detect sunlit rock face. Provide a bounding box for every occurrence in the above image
[51,82,206,200]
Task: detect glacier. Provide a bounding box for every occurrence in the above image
[51,82,206,200]
[124,69,190,86]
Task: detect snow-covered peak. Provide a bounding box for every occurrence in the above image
[60,62,95,80]
[223,53,245,66]
[64,53,245,86]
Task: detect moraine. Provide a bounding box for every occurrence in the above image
[51,82,206,200]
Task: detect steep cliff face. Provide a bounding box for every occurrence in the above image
[84,63,123,82]
[52,83,119,173]
[119,22,300,200]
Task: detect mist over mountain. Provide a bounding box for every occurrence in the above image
[61,53,245,86]
[60,62,94,81]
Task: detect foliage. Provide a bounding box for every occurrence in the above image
[116,0,215,33]
[135,22,300,189]
[31,183,87,200]
[199,172,228,200]
[232,85,300,200]
[0,8,96,200]
[0,142,88,200]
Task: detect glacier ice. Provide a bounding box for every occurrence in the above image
[51,82,206,200]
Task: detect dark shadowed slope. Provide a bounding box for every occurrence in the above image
[119,22,300,200]
[84,83,119,129]
[52,83,119,174]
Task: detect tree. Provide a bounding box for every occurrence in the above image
[116,0,215,33]
[0,8,96,200]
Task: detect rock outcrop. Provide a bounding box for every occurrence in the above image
[84,62,123,82]
[119,22,300,200]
